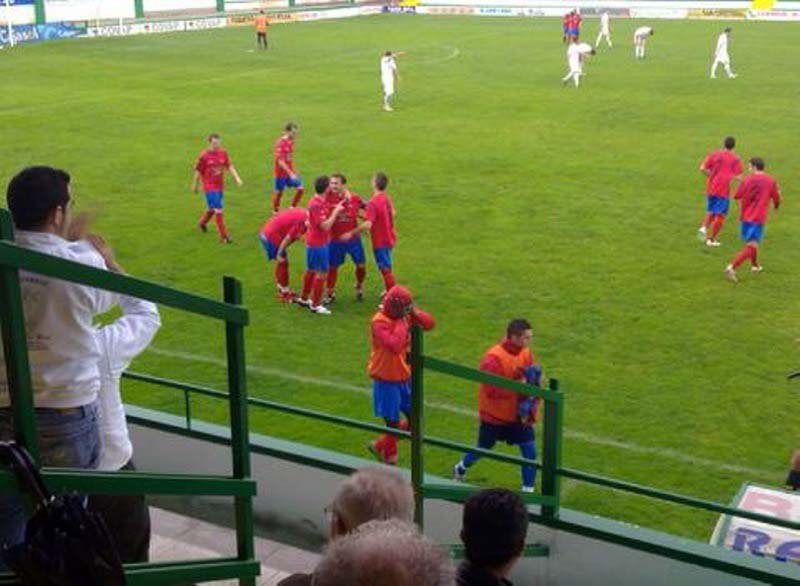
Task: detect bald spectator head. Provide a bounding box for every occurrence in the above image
[327,467,414,540]
[312,519,454,586]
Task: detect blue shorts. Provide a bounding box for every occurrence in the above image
[562,26,568,34]
[259,236,286,261]
[568,27,578,36]
[740,221,764,243]
[372,379,411,421]
[205,191,223,210]
[478,421,535,446]
[706,195,730,215]
[373,247,393,270]
[274,176,303,192]
[329,238,366,267]
[306,244,330,272]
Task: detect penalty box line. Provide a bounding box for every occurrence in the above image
[144,345,778,479]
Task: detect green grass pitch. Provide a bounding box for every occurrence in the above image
[2,13,799,540]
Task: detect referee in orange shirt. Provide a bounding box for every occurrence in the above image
[254,11,269,50]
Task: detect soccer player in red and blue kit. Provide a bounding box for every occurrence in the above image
[698,136,742,247]
[271,122,304,213]
[724,157,781,283]
[258,207,308,302]
[562,11,571,43]
[192,134,243,243]
[296,176,344,315]
[325,174,367,303]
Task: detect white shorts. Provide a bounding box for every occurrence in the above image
[714,53,730,64]
[382,79,394,96]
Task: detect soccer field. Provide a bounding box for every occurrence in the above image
[2,13,799,540]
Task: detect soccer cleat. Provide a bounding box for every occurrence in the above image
[355,286,364,302]
[198,223,208,233]
[296,298,311,308]
[705,239,721,247]
[751,265,763,273]
[453,462,466,482]
[310,304,332,315]
[323,291,336,306]
[710,75,717,79]
[730,73,738,79]
[724,265,738,283]
[382,104,394,112]
[277,289,296,303]
[521,485,536,494]
[367,441,397,465]
[697,226,707,240]
[221,237,233,244]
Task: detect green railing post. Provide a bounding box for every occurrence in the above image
[223,276,256,586]
[217,0,225,13]
[410,324,425,528]
[134,0,144,19]
[34,0,45,25]
[0,210,39,462]
[540,378,562,520]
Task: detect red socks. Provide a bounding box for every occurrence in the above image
[311,275,325,307]
[701,212,713,229]
[275,262,289,288]
[355,265,366,288]
[326,266,339,293]
[198,210,213,227]
[709,214,725,240]
[213,212,228,240]
[271,192,282,213]
[301,271,315,299]
[380,267,396,290]
[731,244,757,269]
[290,188,305,207]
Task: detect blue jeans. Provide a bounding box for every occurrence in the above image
[462,421,537,488]
[0,402,100,550]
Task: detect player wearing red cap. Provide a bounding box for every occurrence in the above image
[452,319,542,492]
[192,133,243,243]
[724,157,781,283]
[258,207,308,302]
[367,286,435,465]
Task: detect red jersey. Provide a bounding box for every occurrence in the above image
[326,191,365,240]
[562,13,570,27]
[273,135,295,178]
[260,207,307,247]
[574,13,582,27]
[365,192,396,249]
[305,194,332,247]
[701,149,742,197]
[195,148,231,191]
[735,172,780,224]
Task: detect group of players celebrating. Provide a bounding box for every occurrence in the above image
[697,137,781,283]
[192,121,399,315]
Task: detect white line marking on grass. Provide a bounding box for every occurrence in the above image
[144,346,778,478]
[419,45,461,65]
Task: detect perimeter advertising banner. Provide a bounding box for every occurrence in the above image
[0,22,85,44]
[711,483,800,565]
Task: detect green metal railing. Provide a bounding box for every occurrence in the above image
[0,209,258,586]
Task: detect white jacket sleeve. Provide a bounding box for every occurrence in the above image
[100,295,161,377]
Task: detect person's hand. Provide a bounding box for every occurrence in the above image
[339,231,353,242]
[63,211,93,242]
[236,177,244,187]
[290,173,298,181]
[86,234,124,273]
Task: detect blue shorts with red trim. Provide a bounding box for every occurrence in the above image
[740,221,764,243]
[373,247,393,270]
[706,195,730,215]
[329,238,366,267]
[205,191,223,210]
[274,176,303,192]
[306,244,330,272]
[259,236,286,261]
[372,379,410,421]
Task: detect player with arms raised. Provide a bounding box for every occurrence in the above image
[192,133,243,244]
[697,136,742,247]
[271,122,304,213]
[724,157,781,283]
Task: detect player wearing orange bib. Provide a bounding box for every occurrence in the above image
[453,319,542,492]
[254,11,269,50]
[367,286,435,465]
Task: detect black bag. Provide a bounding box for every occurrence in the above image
[0,441,126,585]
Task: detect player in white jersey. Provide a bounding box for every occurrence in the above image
[633,26,653,59]
[710,27,737,79]
[380,50,404,112]
[596,12,612,48]
[562,41,595,87]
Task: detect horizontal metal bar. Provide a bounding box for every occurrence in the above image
[423,483,556,507]
[449,543,549,560]
[0,469,256,497]
[124,557,260,585]
[559,467,800,532]
[422,355,561,402]
[0,242,247,325]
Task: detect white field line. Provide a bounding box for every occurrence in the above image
[144,345,777,478]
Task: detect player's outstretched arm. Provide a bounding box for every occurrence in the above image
[229,165,244,186]
[191,170,202,193]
